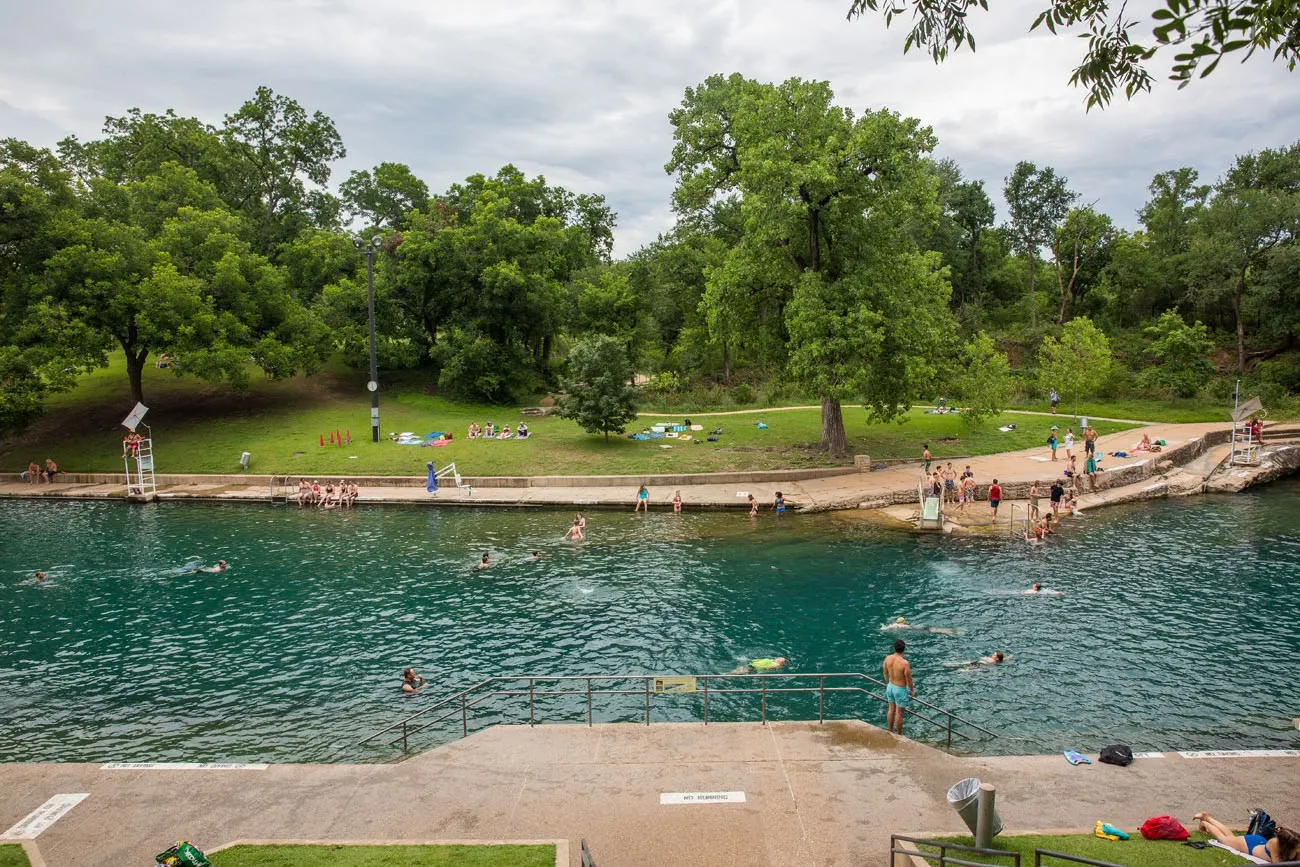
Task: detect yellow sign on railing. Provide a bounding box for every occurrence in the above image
[652,676,697,694]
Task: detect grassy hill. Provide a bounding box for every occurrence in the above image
[0,361,1144,477]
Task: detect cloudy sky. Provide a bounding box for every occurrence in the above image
[3,0,1298,255]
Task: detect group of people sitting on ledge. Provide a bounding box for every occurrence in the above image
[22,459,59,484]
[297,479,359,509]
[466,421,530,440]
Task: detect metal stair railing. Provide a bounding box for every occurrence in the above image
[360,671,997,756]
[891,834,1019,866]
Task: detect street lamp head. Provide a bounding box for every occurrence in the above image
[352,237,363,250]
[372,235,384,248]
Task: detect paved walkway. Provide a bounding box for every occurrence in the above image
[4,722,1298,866]
[0,422,1235,514]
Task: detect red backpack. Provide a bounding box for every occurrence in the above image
[1140,816,1189,840]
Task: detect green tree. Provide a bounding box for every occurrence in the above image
[1143,310,1217,397]
[221,86,346,252]
[846,0,1300,108]
[1186,142,1300,371]
[340,162,430,230]
[1038,316,1113,417]
[1004,162,1075,328]
[955,333,1013,429]
[1050,206,1115,324]
[557,334,638,442]
[667,74,952,454]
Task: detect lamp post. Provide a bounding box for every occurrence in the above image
[355,235,384,443]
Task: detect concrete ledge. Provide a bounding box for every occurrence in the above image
[206,838,569,867]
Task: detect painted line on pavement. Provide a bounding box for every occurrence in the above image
[1,793,88,839]
[101,762,268,770]
[1131,752,1165,759]
[660,791,746,805]
[1176,749,1300,759]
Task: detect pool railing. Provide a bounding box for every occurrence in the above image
[360,671,997,756]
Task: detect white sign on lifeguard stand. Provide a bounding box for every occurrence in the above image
[121,402,156,498]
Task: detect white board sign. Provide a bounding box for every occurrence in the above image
[660,791,746,805]
[1,793,88,839]
[121,402,148,431]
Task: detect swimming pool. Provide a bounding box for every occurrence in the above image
[2,482,1298,763]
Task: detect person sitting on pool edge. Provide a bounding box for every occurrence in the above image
[401,668,426,693]
[1193,812,1298,863]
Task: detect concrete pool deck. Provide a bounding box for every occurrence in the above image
[3,721,1299,866]
[5,421,1293,515]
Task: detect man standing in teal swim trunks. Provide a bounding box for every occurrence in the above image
[883,639,914,735]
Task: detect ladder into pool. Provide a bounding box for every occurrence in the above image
[917,479,944,531]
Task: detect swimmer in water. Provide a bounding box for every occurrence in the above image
[728,656,788,675]
[882,616,960,635]
[949,651,1008,670]
[1024,583,1062,596]
[23,570,51,585]
[524,551,543,562]
[199,560,228,573]
[401,668,426,693]
[478,552,493,569]
[564,520,583,541]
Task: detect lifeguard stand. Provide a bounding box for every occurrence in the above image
[1230,394,1263,467]
[122,402,157,499]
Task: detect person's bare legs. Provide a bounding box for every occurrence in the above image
[1193,814,1248,853]
[886,702,897,734]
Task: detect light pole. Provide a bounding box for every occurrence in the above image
[355,235,384,443]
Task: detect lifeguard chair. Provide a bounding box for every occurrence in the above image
[1230,394,1263,467]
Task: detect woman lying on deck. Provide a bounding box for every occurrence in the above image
[1193,813,1297,863]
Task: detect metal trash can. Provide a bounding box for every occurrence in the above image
[946,777,1003,837]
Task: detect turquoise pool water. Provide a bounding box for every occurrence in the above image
[3,483,1299,763]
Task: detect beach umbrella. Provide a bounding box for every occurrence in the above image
[426,461,439,494]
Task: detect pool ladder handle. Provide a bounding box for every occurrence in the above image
[360,672,995,754]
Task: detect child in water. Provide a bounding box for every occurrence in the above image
[773,491,786,515]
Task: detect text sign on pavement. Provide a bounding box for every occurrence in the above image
[652,676,697,694]
[1,793,88,839]
[660,791,746,805]
[101,762,268,770]
[1177,749,1300,759]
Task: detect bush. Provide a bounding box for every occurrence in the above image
[730,383,755,405]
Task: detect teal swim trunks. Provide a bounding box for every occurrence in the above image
[886,683,911,707]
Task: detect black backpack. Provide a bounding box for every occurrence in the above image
[1098,744,1133,766]
[1248,809,1278,841]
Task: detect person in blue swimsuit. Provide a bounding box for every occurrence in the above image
[1194,813,1297,863]
[635,485,649,513]
[883,639,914,734]
[774,491,786,515]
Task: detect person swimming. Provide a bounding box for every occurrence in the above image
[728,656,788,675]
[1024,583,1063,596]
[22,570,52,586]
[525,551,543,562]
[478,552,493,569]
[199,560,228,573]
[948,651,1009,670]
[882,616,960,635]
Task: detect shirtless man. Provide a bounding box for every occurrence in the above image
[883,640,914,735]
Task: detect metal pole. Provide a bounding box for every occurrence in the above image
[819,676,825,723]
[366,246,380,444]
[402,721,408,754]
[761,678,767,725]
[975,783,996,848]
[586,678,592,727]
[529,678,535,727]
[703,677,709,724]
[644,678,650,726]
[461,694,467,738]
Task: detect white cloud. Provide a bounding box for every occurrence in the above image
[2,0,1297,254]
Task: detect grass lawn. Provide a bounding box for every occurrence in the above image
[925,833,1246,866]
[0,360,1135,477]
[0,845,29,867]
[1007,396,1228,424]
[207,844,555,866]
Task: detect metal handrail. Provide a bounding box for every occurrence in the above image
[361,671,997,755]
[891,834,1020,866]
